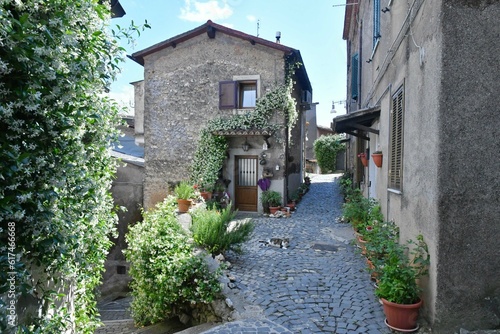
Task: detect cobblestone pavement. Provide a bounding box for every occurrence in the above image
[204,173,389,333]
[96,174,391,334]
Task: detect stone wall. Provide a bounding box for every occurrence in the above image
[101,157,143,299]
[141,32,288,209]
[434,0,500,331]
[132,80,144,146]
[354,0,500,331]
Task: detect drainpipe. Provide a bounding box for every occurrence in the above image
[358,19,363,110]
[284,123,289,206]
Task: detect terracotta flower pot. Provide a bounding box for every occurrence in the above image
[200,191,212,201]
[372,153,383,168]
[177,199,192,213]
[269,206,280,215]
[359,154,368,167]
[357,236,367,255]
[381,298,422,331]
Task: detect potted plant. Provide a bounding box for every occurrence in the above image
[375,235,430,331]
[364,221,399,282]
[197,181,213,201]
[174,181,196,213]
[287,193,299,211]
[371,151,383,168]
[358,152,368,167]
[261,190,282,214]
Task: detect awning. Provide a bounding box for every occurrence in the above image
[332,106,380,140]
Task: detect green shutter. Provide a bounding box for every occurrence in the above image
[373,0,381,47]
[389,86,404,190]
[351,53,359,101]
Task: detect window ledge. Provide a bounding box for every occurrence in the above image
[233,108,255,115]
[387,188,402,195]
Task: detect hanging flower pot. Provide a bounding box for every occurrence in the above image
[358,153,368,167]
[371,152,383,168]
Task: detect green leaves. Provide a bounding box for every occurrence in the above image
[0,0,145,332]
[124,198,222,326]
[190,205,254,256]
[313,134,345,174]
[190,83,297,186]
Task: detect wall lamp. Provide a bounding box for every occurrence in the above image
[242,137,250,151]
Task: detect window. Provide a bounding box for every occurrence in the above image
[373,0,381,48]
[389,85,404,190]
[239,82,257,108]
[351,53,359,101]
[219,75,260,110]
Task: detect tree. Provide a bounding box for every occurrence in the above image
[313,135,345,174]
[0,1,141,332]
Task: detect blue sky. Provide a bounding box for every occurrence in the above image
[110,0,348,127]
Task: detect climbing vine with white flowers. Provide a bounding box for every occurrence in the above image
[0,1,148,332]
[190,60,302,188]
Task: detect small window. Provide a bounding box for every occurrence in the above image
[219,75,260,110]
[239,82,257,108]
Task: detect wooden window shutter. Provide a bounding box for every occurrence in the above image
[351,53,359,101]
[219,81,237,109]
[373,0,381,46]
[389,86,404,190]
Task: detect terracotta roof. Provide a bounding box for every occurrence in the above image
[131,20,295,65]
[213,128,273,137]
[129,20,312,92]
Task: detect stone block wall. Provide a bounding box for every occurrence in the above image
[141,32,288,209]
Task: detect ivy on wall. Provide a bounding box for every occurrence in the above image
[313,134,345,174]
[0,1,147,332]
[190,61,302,187]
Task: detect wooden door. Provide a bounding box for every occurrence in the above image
[235,156,258,211]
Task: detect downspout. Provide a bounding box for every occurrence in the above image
[284,123,289,206]
[355,19,364,187]
[358,19,363,110]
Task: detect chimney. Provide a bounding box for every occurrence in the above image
[276,31,281,44]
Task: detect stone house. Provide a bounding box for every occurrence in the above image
[335,0,499,332]
[130,20,312,212]
[304,106,344,173]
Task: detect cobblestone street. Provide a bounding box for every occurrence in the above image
[97,174,390,333]
[207,173,388,333]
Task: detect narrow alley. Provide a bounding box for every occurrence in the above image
[97,174,391,333]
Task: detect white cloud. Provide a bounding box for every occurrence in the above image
[179,0,233,22]
[246,15,256,22]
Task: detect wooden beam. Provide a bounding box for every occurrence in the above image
[207,26,216,39]
[345,130,370,140]
[349,123,379,135]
